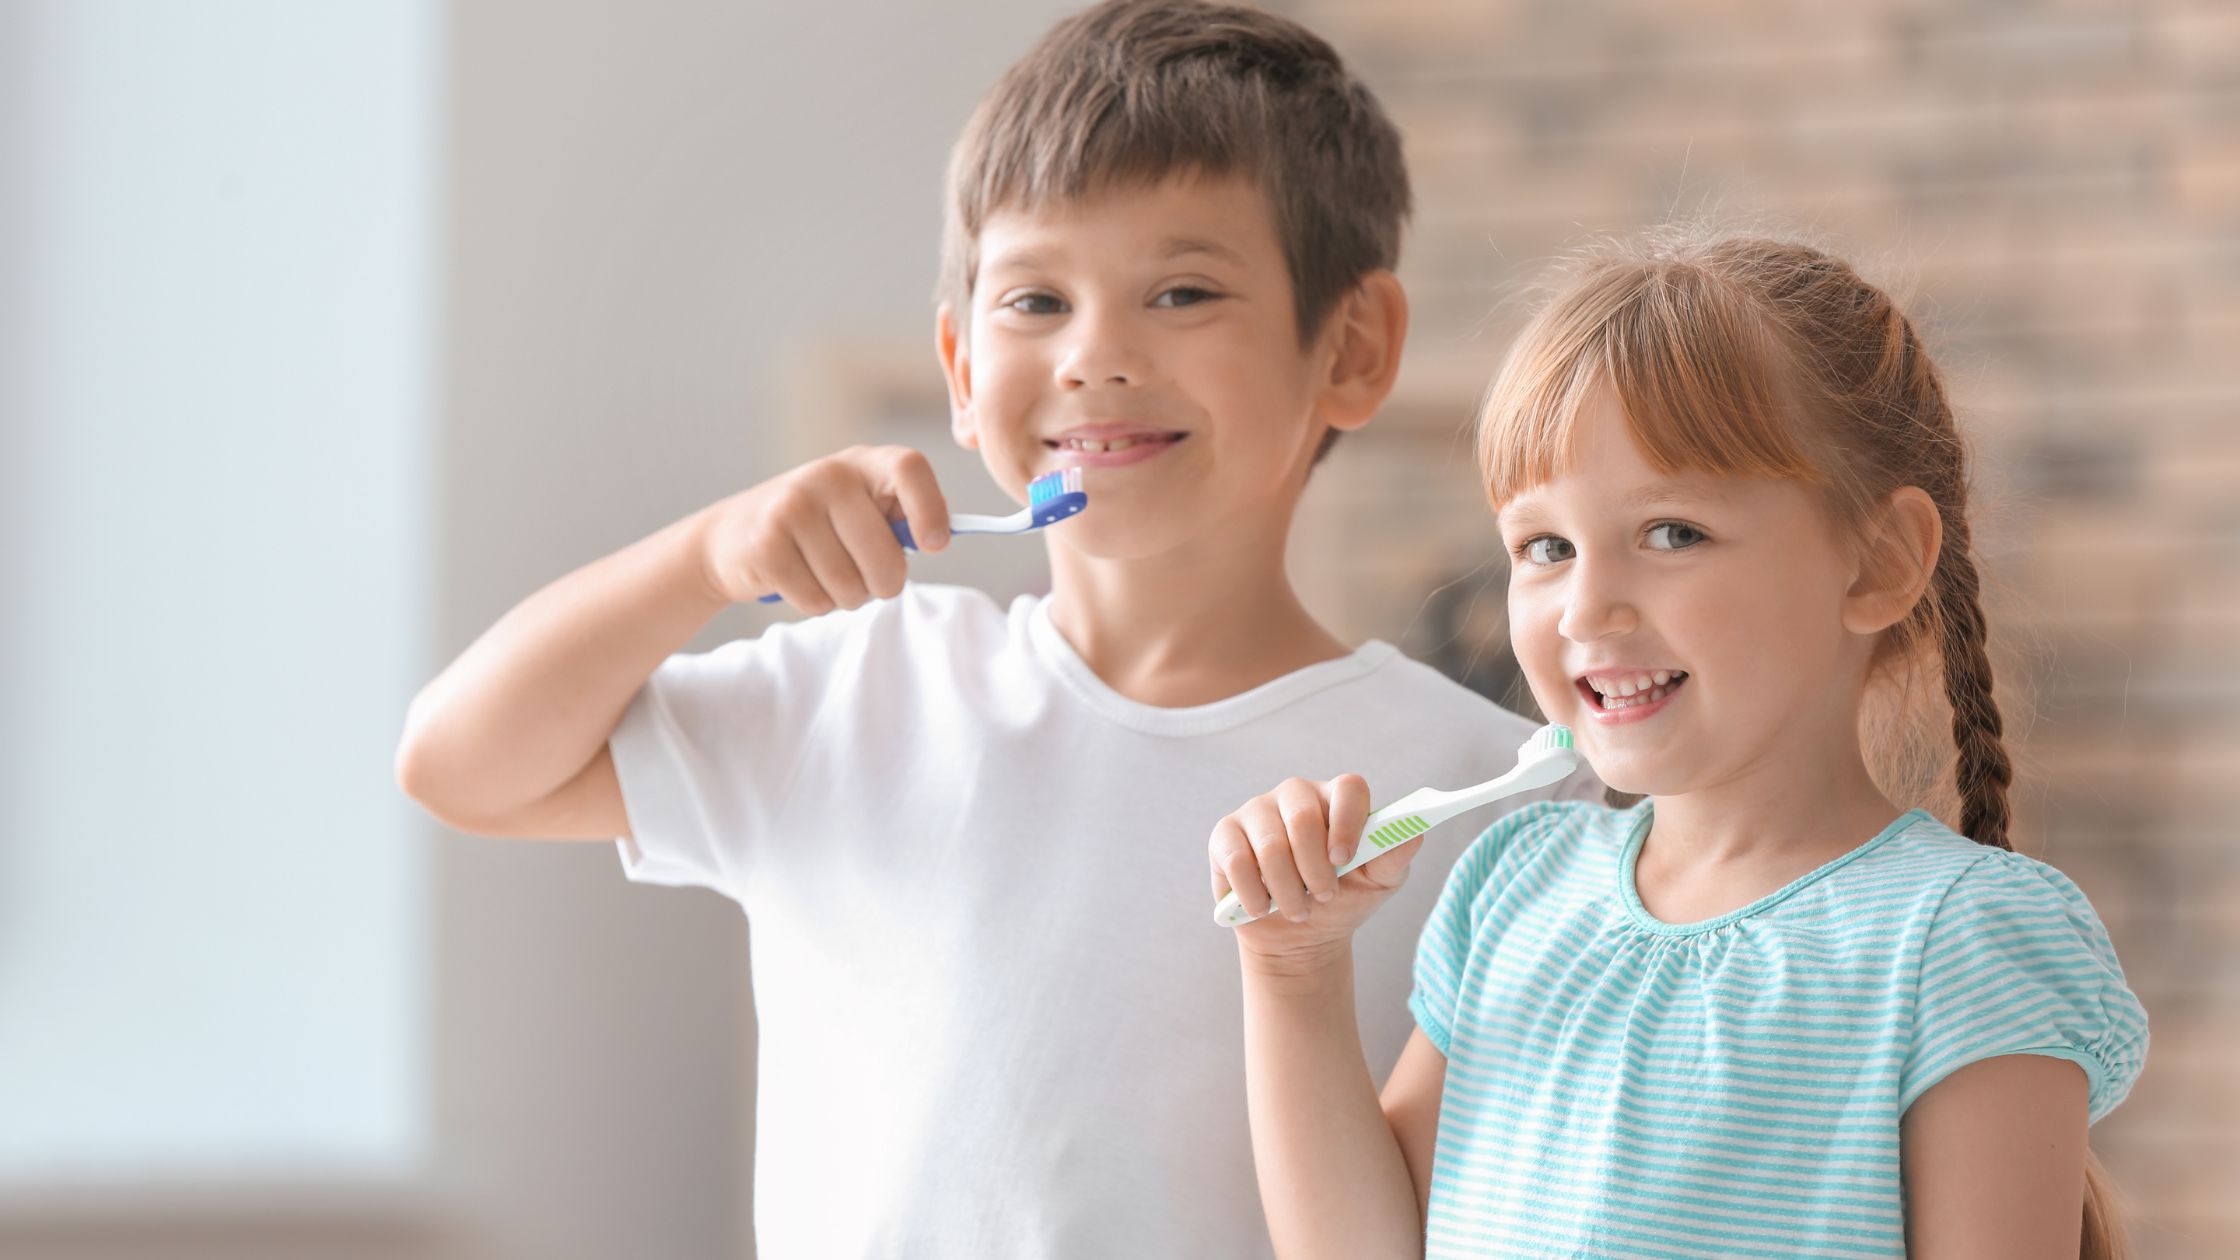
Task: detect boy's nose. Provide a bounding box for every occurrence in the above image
[1054,316,1148,390]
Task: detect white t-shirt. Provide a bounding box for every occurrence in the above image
[609,584,1602,1260]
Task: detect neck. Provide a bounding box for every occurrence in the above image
[1644,719,1903,870]
[1041,503,1349,708]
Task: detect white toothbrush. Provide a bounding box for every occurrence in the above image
[1213,725,1579,928]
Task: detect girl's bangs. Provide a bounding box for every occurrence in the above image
[1479,264,1828,507]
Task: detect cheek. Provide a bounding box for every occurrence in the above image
[1506,582,1566,674]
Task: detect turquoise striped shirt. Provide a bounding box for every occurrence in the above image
[1408,800,2148,1258]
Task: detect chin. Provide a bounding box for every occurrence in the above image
[1050,514,1186,562]
[1569,745,1678,799]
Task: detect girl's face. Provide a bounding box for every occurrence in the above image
[1497,389,1873,798]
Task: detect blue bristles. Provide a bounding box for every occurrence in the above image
[1027,468,1087,526]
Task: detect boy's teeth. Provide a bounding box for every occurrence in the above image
[1068,435,1148,452]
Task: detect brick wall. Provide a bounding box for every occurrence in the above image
[1275,1,2240,1253]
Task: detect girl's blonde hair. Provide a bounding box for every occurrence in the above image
[1477,229,2123,1258]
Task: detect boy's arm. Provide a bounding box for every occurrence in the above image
[394,510,727,839]
[394,446,949,840]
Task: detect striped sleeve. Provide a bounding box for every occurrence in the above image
[1901,851,2150,1122]
[1408,800,1565,1056]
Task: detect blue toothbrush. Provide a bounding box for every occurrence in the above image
[758,467,1087,603]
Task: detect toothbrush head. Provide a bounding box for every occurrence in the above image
[1027,468,1088,528]
[1509,724,1579,789]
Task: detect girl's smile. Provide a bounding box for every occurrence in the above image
[1575,668,1690,724]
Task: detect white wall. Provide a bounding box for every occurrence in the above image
[1,1,1080,1257]
[0,0,434,1187]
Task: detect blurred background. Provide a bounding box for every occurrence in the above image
[1,0,2232,1256]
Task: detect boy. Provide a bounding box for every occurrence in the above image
[396,2,1599,1255]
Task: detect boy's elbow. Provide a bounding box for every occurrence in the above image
[393,708,490,833]
[394,744,507,836]
[393,727,461,824]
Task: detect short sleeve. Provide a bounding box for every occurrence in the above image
[1901,851,2149,1123]
[608,606,863,897]
[1408,800,1569,1056]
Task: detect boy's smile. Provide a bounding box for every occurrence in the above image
[1045,421,1189,468]
[938,173,1345,562]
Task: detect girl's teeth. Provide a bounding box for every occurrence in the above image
[1068,436,1149,452]
[1601,685,1669,709]
[1588,671,1687,709]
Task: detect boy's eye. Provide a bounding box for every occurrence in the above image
[1152,286,1218,309]
[1517,536,1575,565]
[1646,522,1707,550]
[1005,292,1066,316]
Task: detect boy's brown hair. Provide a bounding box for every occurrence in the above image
[940,0,1411,370]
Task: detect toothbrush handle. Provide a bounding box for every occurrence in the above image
[757,519,917,604]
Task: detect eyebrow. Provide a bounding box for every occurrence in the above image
[1161,237,1247,266]
[981,237,1243,279]
[981,248,1047,275]
[1498,483,1718,526]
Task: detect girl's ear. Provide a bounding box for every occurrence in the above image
[1315,270,1408,435]
[937,303,979,450]
[1844,486,1943,636]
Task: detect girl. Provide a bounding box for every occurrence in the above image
[1209,233,2148,1259]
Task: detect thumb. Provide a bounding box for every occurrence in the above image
[1349,830,1425,892]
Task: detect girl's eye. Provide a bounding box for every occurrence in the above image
[1005,293,1066,316]
[1517,536,1576,565]
[1152,286,1218,309]
[1646,522,1707,551]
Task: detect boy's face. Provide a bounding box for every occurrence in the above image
[938,174,1355,561]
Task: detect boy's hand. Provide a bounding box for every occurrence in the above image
[698,446,952,612]
[1208,774,1421,970]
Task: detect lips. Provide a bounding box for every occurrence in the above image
[1574,668,1689,724]
[1043,423,1187,451]
[1043,424,1187,468]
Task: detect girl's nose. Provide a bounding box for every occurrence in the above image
[1557,561,1639,643]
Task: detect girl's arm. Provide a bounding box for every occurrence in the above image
[1901,1054,2090,1259]
[1213,776,1446,1258]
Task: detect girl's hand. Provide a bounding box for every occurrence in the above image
[1208,775,1423,970]
[695,445,952,612]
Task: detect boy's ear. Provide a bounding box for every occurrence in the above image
[1843,486,1943,636]
[936,302,979,450]
[1315,270,1408,435]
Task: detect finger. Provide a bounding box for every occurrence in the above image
[1325,774,1372,876]
[793,514,871,610]
[1274,778,1336,902]
[1209,816,1251,903]
[756,535,827,612]
[1240,796,1310,922]
[829,490,909,600]
[884,448,951,552]
[1356,827,1427,891]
